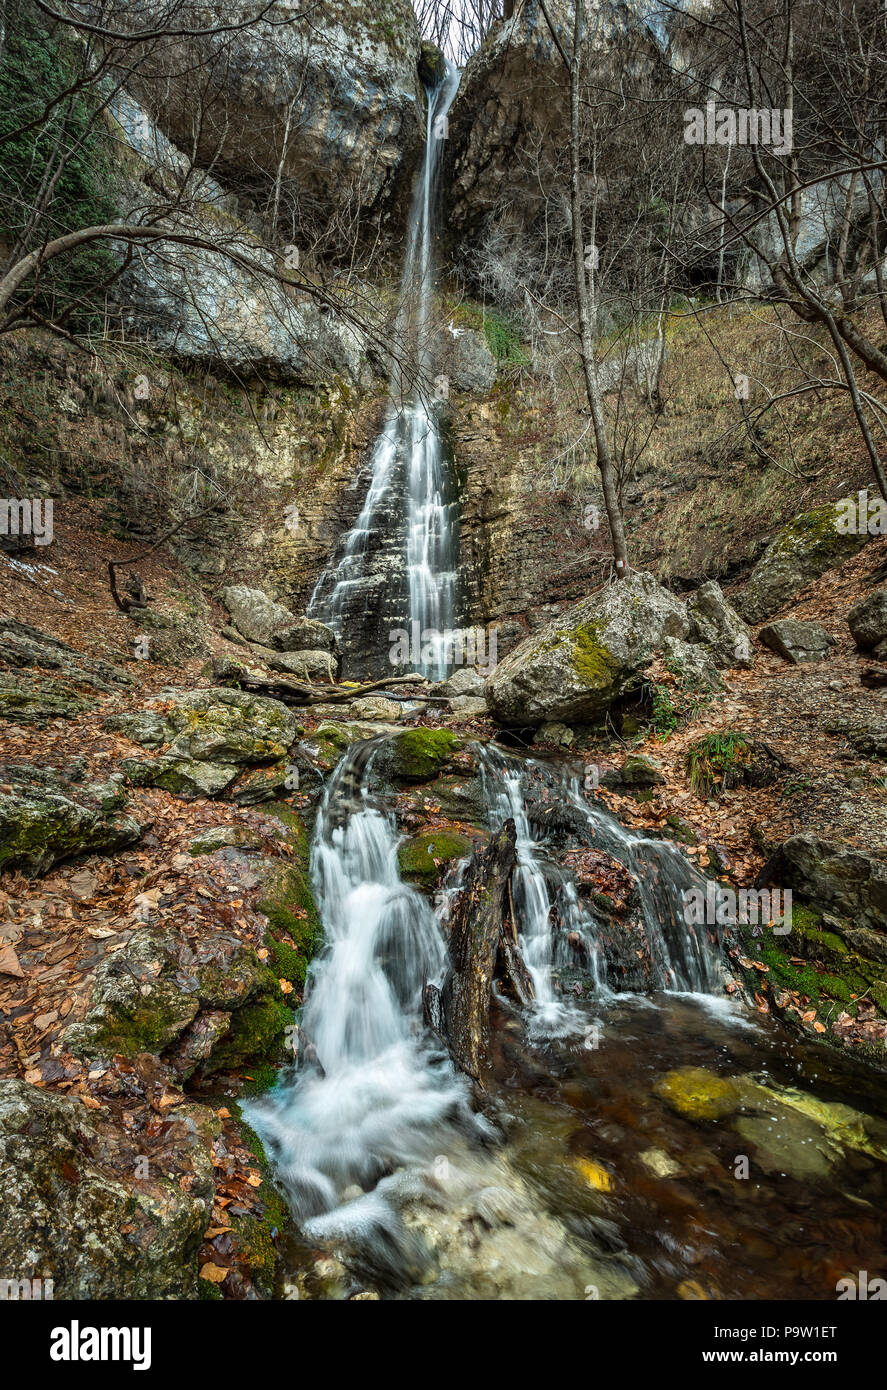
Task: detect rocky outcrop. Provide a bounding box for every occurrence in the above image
[757,834,887,933]
[0,764,140,875]
[484,571,690,725]
[122,1,424,237]
[735,500,869,624]
[221,585,294,644]
[0,1079,218,1299]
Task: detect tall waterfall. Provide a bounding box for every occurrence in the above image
[307,67,462,682]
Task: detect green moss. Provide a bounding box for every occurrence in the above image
[389,728,462,780]
[225,1104,291,1298]
[571,623,622,691]
[397,829,474,885]
[203,996,291,1074]
[771,500,854,560]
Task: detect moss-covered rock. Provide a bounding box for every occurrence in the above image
[0,672,96,723]
[397,828,475,886]
[386,727,462,780]
[121,754,238,798]
[0,1080,218,1298]
[163,687,302,764]
[0,763,140,874]
[736,499,870,624]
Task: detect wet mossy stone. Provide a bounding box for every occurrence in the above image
[384,728,462,781]
[398,829,475,886]
[736,499,870,624]
[654,1067,742,1123]
[418,39,446,85]
[0,763,140,874]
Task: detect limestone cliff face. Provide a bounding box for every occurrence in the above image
[121,0,426,241]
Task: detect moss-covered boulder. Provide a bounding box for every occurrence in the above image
[758,833,887,932]
[398,828,476,886]
[0,1080,218,1299]
[484,571,691,725]
[735,499,870,624]
[163,687,302,764]
[385,728,462,781]
[0,672,95,723]
[121,754,239,798]
[0,763,140,874]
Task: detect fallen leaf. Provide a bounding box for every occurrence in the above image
[199,1262,229,1284]
[0,944,24,978]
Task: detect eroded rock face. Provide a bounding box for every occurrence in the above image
[0,765,140,875]
[735,500,869,624]
[0,1079,217,1299]
[123,1,424,234]
[757,834,887,932]
[484,571,689,725]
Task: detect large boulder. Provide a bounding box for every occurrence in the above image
[484,571,690,724]
[221,585,294,644]
[0,1079,217,1299]
[0,765,140,875]
[162,687,302,764]
[848,588,887,654]
[686,581,754,668]
[735,500,870,624]
[759,618,836,664]
[270,617,338,654]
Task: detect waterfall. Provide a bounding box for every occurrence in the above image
[478,745,721,1001]
[245,742,476,1227]
[307,67,462,681]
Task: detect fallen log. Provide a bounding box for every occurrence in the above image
[212,656,431,707]
[440,818,534,1086]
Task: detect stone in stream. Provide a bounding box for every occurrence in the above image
[758,618,836,663]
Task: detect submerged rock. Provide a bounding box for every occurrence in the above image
[484,571,690,725]
[654,1067,742,1123]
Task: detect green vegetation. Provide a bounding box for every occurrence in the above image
[0,2,121,323]
[686,731,750,795]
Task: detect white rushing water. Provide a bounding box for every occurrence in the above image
[307,67,462,680]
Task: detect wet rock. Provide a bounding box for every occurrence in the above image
[485,571,690,725]
[419,39,447,86]
[0,764,140,874]
[168,1011,232,1079]
[64,926,273,1062]
[0,1079,218,1298]
[397,829,476,887]
[221,585,294,645]
[687,580,754,668]
[397,774,486,825]
[759,618,836,663]
[757,834,887,932]
[735,499,869,624]
[732,1111,839,1182]
[639,1147,683,1179]
[848,587,887,652]
[229,761,291,805]
[654,1067,742,1122]
[383,728,463,781]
